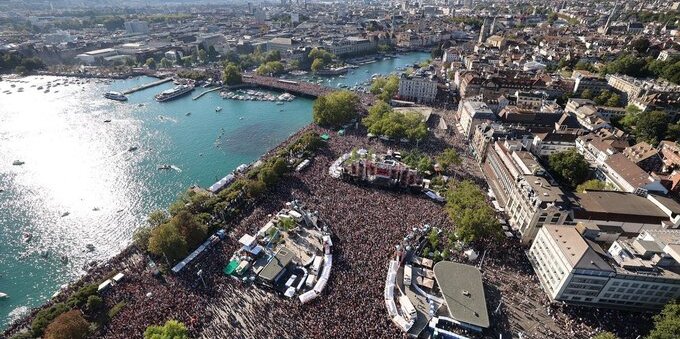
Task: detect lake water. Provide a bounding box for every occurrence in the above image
[0,51,429,328]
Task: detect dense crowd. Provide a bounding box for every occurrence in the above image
[3,115,655,339]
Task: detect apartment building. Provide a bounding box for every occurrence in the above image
[528,225,680,310]
[458,100,495,138]
[324,37,377,57]
[482,140,570,243]
[398,73,438,103]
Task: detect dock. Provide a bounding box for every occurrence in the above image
[193,86,223,100]
[122,78,173,95]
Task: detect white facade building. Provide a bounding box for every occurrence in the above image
[124,20,149,35]
[528,225,680,310]
[398,73,438,103]
[458,100,495,138]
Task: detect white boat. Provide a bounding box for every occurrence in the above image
[104,91,128,101]
[12,160,25,166]
[154,84,194,102]
[215,106,222,112]
[0,292,8,299]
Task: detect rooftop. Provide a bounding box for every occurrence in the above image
[572,190,668,224]
[258,247,295,283]
[433,261,489,329]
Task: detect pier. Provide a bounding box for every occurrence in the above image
[122,77,173,95]
[241,74,376,110]
[193,86,223,100]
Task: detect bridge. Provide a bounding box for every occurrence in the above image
[241,74,376,110]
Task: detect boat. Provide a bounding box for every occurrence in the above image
[22,232,32,243]
[39,250,49,258]
[60,255,68,264]
[0,292,8,299]
[86,244,95,252]
[157,165,172,170]
[127,146,138,152]
[12,160,25,166]
[104,91,128,101]
[154,84,194,102]
[103,119,112,123]
[185,112,191,116]
[61,212,70,217]
[215,106,222,112]
[138,103,144,107]
[276,101,284,105]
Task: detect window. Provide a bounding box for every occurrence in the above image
[631,283,639,288]
[622,282,629,287]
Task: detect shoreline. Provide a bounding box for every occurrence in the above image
[1,123,320,337]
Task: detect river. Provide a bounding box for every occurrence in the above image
[0,51,429,328]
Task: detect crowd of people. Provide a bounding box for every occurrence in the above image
[3,115,657,339]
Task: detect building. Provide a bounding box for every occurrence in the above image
[430,262,490,334]
[572,70,610,94]
[76,48,118,65]
[482,140,570,243]
[398,73,438,103]
[599,153,667,195]
[623,142,663,173]
[530,131,578,158]
[659,141,680,172]
[324,37,377,57]
[528,225,680,310]
[124,20,149,35]
[458,100,495,138]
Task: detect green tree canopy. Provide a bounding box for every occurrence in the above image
[436,148,462,173]
[592,331,617,339]
[148,222,188,264]
[44,310,90,339]
[445,180,501,243]
[636,110,669,145]
[312,90,360,127]
[648,300,680,339]
[575,179,613,193]
[145,58,156,70]
[547,149,590,188]
[370,75,400,102]
[362,102,428,141]
[222,62,242,86]
[256,61,284,76]
[144,320,189,339]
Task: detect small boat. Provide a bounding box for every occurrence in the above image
[12,160,25,166]
[61,212,70,217]
[0,292,8,299]
[103,119,112,123]
[127,146,138,152]
[103,91,127,101]
[86,244,95,252]
[92,207,100,211]
[138,103,144,107]
[185,112,191,116]
[157,165,172,170]
[39,250,49,258]
[276,102,284,105]
[239,117,244,120]
[60,255,68,264]
[22,232,32,243]
[215,106,222,112]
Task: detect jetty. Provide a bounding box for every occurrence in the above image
[122,77,173,95]
[193,86,222,100]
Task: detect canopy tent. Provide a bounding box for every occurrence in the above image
[223,260,240,276]
[320,134,330,141]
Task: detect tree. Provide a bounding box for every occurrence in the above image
[636,111,669,145]
[312,90,360,127]
[436,148,462,173]
[606,93,621,107]
[31,303,70,337]
[190,49,199,64]
[547,12,558,24]
[159,58,172,69]
[370,75,400,102]
[592,332,617,339]
[145,58,156,70]
[576,179,612,193]
[445,180,501,243]
[648,300,680,339]
[547,149,590,188]
[311,58,324,73]
[147,222,188,264]
[265,50,281,62]
[256,61,284,76]
[245,179,266,199]
[427,228,439,249]
[580,89,593,99]
[44,310,89,339]
[258,167,279,187]
[144,320,189,339]
[85,295,104,315]
[629,37,650,54]
[171,211,207,249]
[222,63,242,86]
[198,49,207,64]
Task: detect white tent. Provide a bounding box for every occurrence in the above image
[464,249,479,261]
[238,234,256,247]
[313,277,328,294]
[385,299,399,317]
[299,290,318,304]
